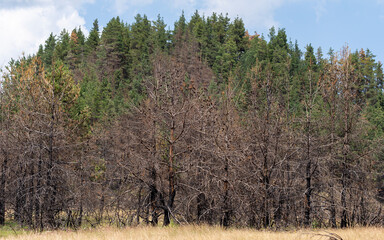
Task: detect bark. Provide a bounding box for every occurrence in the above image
[164,125,176,226]
[0,150,7,225]
[149,174,158,226]
[304,119,312,227]
[221,159,230,227]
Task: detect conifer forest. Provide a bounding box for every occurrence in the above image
[0,12,384,230]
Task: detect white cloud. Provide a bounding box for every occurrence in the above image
[113,0,154,15]
[0,0,91,68]
[170,0,339,33]
[172,0,197,9]
[197,0,289,31]
[0,0,94,9]
[314,0,341,22]
[57,10,87,31]
[314,0,327,22]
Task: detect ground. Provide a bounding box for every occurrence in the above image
[1,225,383,239]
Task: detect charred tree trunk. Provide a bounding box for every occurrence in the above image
[45,160,57,228]
[329,187,337,228]
[45,98,57,228]
[263,170,270,228]
[15,164,27,225]
[0,150,7,225]
[359,189,367,226]
[149,173,158,226]
[164,125,176,226]
[27,160,35,227]
[35,156,42,231]
[221,158,230,227]
[340,107,349,229]
[76,145,86,228]
[340,170,347,228]
[304,119,312,227]
[149,117,158,226]
[136,186,142,225]
[220,95,232,228]
[197,192,209,223]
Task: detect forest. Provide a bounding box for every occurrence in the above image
[0,11,383,231]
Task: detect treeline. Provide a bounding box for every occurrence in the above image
[0,11,384,230]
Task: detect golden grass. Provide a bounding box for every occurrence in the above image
[2,225,383,240]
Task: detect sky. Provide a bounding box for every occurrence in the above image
[1,0,384,68]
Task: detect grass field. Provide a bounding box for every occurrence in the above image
[1,225,383,240]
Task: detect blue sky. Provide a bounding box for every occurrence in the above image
[1,0,384,68]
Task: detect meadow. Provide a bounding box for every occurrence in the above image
[1,225,383,240]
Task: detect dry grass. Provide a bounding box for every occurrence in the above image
[2,225,383,240]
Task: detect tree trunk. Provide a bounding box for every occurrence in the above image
[164,125,176,226]
[329,188,337,228]
[27,161,35,227]
[304,130,312,227]
[149,177,158,226]
[0,150,7,225]
[359,192,367,226]
[340,112,349,229]
[35,157,42,231]
[221,159,230,227]
[136,186,142,225]
[340,177,347,228]
[15,166,27,225]
[45,97,57,228]
[197,193,208,223]
[263,173,270,228]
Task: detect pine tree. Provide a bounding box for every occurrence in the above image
[54,29,70,62]
[174,11,186,36]
[130,14,151,77]
[227,17,247,55]
[152,15,168,51]
[67,28,86,69]
[304,44,317,71]
[100,17,131,90]
[86,19,100,53]
[43,33,56,66]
